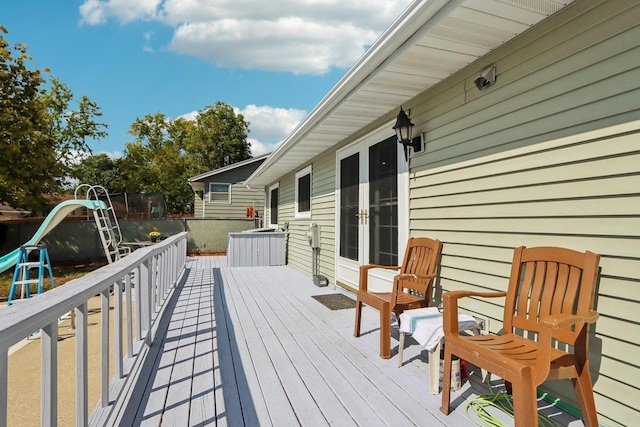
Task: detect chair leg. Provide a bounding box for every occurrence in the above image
[380,302,391,359]
[573,362,598,427]
[397,332,405,367]
[354,299,363,337]
[511,380,538,427]
[430,340,442,394]
[439,345,453,414]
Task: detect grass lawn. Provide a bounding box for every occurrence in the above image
[0,260,107,302]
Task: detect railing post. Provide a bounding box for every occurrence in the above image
[151,255,158,315]
[114,279,123,379]
[135,265,143,341]
[125,272,133,358]
[0,349,7,427]
[140,260,150,336]
[156,253,162,306]
[161,251,167,297]
[41,322,58,426]
[76,302,88,427]
[101,288,110,407]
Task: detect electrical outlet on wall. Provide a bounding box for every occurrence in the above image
[473,315,489,333]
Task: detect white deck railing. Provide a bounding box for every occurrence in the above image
[0,232,188,427]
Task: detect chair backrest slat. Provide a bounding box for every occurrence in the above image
[540,261,559,318]
[505,246,600,346]
[550,263,570,316]
[399,237,442,297]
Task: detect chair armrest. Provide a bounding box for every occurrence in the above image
[540,311,599,329]
[360,264,401,273]
[532,310,599,384]
[443,290,507,302]
[442,291,507,336]
[358,264,401,291]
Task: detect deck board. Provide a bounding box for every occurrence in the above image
[122,256,582,426]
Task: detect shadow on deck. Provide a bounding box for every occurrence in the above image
[118,256,582,426]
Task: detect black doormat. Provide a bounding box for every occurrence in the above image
[311,294,356,310]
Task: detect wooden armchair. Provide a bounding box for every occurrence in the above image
[354,237,443,359]
[440,246,601,426]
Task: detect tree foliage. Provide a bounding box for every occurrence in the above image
[2,23,250,216]
[112,103,251,214]
[71,153,119,192]
[188,102,251,170]
[0,26,108,211]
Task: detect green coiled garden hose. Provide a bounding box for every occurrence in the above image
[465,380,559,427]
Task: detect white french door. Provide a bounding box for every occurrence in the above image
[335,127,408,291]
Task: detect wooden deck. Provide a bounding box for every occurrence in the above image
[119,256,581,426]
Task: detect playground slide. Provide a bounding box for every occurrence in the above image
[0,199,107,274]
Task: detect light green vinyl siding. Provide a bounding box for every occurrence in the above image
[201,182,264,219]
[193,161,266,219]
[405,1,640,425]
[193,191,204,218]
[410,125,640,427]
[267,150,337,285]
[262,1,639,424]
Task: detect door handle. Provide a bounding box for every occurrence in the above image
[355,209,368,225]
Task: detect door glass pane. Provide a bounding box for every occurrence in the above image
[369,137,398,266]
[340,153,359,260]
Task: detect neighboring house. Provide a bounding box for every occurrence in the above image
[0,204,29,221]
[245,1,640,425]
[188,155,269,219]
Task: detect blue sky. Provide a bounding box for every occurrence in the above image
[3,0,411,157]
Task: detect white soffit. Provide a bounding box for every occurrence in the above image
[245,0,575,187]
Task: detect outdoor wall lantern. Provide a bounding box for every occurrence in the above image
[393,107,419,161]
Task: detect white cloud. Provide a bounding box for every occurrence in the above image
[248,138,279,157]
[176,104,306,156]
[169,18,375,74]
[238,105,305,143]
[79,0,411,74]
[143,31,155,53]
[177,110,199,121]
[80,0,162,25]
[101,150,124,159]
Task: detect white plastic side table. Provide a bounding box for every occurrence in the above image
[397,307,480,394]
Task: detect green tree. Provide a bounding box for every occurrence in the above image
[43,77,108,170]
[118,103,251,214]
[188,101,251,170]
[72,153,119,192]
[0,26,108,211]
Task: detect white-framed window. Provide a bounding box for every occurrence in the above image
[295,165,312,219]
[208,182,231,204]
[268,182,279,227]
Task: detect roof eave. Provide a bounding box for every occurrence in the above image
[245,0,457,188]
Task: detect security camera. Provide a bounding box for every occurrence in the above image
[474,65,496,91]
